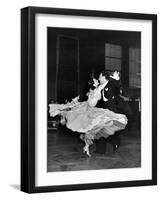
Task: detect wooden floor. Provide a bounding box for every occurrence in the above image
[47,125,141,172]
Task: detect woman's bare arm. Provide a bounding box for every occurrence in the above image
[97,84,105,91]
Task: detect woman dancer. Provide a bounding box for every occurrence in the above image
[49,77,127,157]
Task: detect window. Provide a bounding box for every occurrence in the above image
[129,48,141,88]
[105,43,122,72]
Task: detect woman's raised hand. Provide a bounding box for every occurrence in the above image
[110,71,120,80]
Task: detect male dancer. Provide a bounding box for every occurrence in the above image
[95,70,121,154]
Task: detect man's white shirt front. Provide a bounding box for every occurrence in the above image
[101,81,109,102]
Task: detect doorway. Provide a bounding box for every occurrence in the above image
[55,35,80,103]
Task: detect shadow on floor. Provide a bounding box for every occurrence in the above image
[47,126,141,172]
[10,184,20,191]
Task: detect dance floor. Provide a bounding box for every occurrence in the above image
[47,125,141,172]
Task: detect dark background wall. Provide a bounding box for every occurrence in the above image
[47,27,141,103]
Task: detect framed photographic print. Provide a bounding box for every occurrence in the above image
[21,6,157,193]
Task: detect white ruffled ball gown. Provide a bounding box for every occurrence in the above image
[49,87,128,156]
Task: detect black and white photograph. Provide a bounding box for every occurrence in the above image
[47,27,141,172]
[20,6,157,193]
[0,0,160,198]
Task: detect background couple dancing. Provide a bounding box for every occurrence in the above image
[49,70,128,157]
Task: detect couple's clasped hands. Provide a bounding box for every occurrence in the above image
[109,71,120,81]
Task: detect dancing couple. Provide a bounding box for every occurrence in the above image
[49,70,128,157]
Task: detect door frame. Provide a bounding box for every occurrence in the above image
[55,34,80,101]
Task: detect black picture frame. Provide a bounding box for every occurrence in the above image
[21,6,157,193]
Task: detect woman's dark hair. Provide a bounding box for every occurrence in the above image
[88,77,96,90]
[100,70,111,80]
